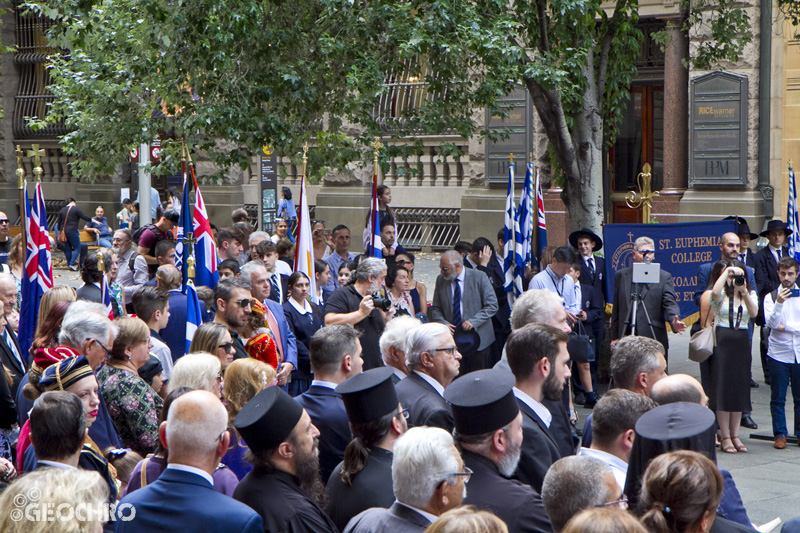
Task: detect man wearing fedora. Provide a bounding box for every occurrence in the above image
[755,219,792,386]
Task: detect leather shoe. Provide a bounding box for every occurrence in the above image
[740,415,758,430]
[775,435,787,449]
[751,378,759,389]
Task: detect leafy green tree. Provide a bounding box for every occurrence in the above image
[26,0,750,232]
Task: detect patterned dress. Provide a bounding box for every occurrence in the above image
[97,365,163,456]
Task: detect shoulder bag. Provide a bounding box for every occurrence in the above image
[688,306,715,363]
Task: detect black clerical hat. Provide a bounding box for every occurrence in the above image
[336,367,398,424]
[722,216,758,240]
[444,369,518,435]
[234,386,304,452]
[569,228,603,251]
[624,402,716,512]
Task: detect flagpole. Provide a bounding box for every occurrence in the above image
[15,146,26,256]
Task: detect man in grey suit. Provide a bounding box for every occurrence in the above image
[344,426,466,532]
[610,236,686,358]
[430,250,498,374]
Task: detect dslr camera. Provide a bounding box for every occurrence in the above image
[733,274,745,286]
[371,291,392,311]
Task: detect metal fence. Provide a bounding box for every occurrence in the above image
[396,207,460,251]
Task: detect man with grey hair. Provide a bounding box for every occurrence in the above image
[119,390,263,532]
[325,257,392,370]
[396,323,459,432]
[581,335,666,448]
[380,315,422,383]
[344,426,465,533]
[610,235,685,357]
[248,230,269,260]
[578,389,657,490]
[430,249,497,374]
[541,456,621,532]
[112,228,149,301]
[17,301,122,450]
[0,273,24,395]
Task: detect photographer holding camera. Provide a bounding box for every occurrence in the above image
[763,256,800,449]
[709,259,758,454]
[325,258,394,371]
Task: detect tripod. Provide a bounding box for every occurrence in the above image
[623,282,657,340]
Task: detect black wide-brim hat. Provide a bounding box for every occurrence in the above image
[568,228,603,251]
[760,219,793,237]
[722,216,758,240]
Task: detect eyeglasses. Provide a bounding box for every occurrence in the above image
[596,494,628,510]
[215,429,228,442]
[433,346,458,355]
[92,339,112,359]
[231,298,254,308]
[444,467,473,485]
[637,250,655,255]
[395,408,409,421]
[219,342,235,353]
[0,220,8,225]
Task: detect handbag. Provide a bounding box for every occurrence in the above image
[567,321,594,363]
[57,206,72,243]
[688,307,716,363]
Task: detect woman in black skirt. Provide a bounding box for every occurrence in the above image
[709,259,758,454]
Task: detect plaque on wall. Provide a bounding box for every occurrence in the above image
[689,72,748,186]
[260,145,278,233]
[485,85,532,184]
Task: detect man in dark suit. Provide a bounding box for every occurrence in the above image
[240,262,298,388]
[260,241,289,304]
[344,426,465,533]
[506,323,571,493]
[727,217,758,269]
[327,368,408,531]
[0,274,25,395]
[755,219,792,385]
[396,323,459,432]
[430,250,498,373]
[445,369,553,533]
[30,391,86,471]
[295,325,363,483]
[610,236,685,357]
[465,237,510,367]
[118,390,263,532]
[234,387,339,533]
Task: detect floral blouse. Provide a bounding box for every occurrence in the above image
[97,365,163,456]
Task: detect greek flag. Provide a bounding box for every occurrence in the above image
[516,162,534,279]
[503,163,521,304]
[789,163,800,262]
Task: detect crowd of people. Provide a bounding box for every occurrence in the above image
[0,188,794,532]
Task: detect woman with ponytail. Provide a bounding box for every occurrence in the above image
[639,451,722,533]
[326,367,408,532]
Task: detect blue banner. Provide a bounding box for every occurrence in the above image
[602,220,737,321]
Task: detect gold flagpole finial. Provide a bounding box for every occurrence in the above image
[302,143,309,179]
[509,153,515,164]
[97,248,105,273]
[626,162,659,223]
[27,144,46,183]
[15,145,25,189]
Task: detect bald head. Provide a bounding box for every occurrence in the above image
[165,390,228,460]
[650,374,707,407]
[719,232,740,261]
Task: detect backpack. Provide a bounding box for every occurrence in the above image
[132,223,158,246]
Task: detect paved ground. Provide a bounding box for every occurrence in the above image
[52,252,798,526]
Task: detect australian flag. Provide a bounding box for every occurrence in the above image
[19,182,53,360]
[192,180,218,288]
[534,166,547,258]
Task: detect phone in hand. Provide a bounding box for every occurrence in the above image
[789,288,800,298]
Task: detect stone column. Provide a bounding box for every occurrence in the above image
[654,20,689,222]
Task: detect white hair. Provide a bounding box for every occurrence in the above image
[59,307,118,348]
[510,289,564,330]
[249,231,270,245]
[392,427,461,509]
[404,322,450,368]
[165,390,228,458]
[169,352,221,393]
[0,273,15,289]
[352,258,387,283]
[635,236,654,249]
[380,315,422,362]
[239,261,267,286]
[441,250,463,266]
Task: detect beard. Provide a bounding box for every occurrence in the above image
[497,435,522,477]
[542,368,565,402]
[295,439,327,509]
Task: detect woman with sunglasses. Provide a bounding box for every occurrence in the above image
[190,322,239,373]
[96,317,163,456]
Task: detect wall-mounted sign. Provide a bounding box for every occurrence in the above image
[485,85,532,184]
[260,147,278,233]
[689,72,748,186]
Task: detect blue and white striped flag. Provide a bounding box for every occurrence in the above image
[788,163,800,262]
[516,162,534,281]
[185,282,203,354]
[503,162,519,305]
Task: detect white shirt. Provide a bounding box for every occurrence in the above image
[513,387,552,427]
[413,370,445,396]
[150,335,174,381]
[167,463,214,486]
[289,297,313,315]
[311,380,337,390]
[769,245,783,264]
[578,447,628,491]
[764,290,800,364]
